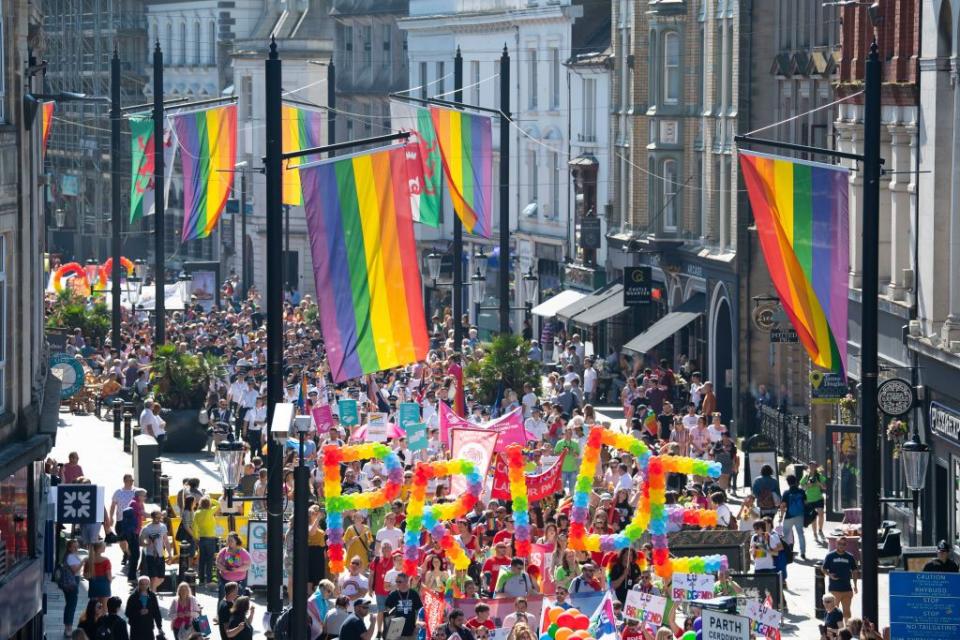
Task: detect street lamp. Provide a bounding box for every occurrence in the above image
[522,267,538,306]
[84,259,100,286]
[127,276,142,317]
[54,208,66,230]
[471,267,538,337]
[134,258,147,280]
[426,252,443,282]
[474,246,489,279]
[901,431,930,545]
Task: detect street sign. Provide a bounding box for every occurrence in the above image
[701,610,751,640]
[769,325,799,343]
[579,217,602,249]
[623,267,653,305]
[878,378,915,417]
[889,571,960,639]
[810,371,847,404]
[55,484,104,524]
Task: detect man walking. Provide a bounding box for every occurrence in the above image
[125,576,164,640]
[139,510,171,591]
[822,537,859,624]
[381,572,423,640]
[800,461,828,541]
[779,475,807,560]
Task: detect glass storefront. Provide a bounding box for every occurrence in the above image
[0,466,30,579]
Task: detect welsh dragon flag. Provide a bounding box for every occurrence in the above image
[389,100,441,227]
[129,116,177,223]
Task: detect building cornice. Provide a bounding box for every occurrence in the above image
[399,5,575,32]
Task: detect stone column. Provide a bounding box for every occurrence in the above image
[886,122,915,301]
[877,128,893,285]
[836,117,863,288]
[942,64,960,347]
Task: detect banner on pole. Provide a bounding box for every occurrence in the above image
[491,452,565,502]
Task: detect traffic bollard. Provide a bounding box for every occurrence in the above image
[814,560,825,619]
[113,399,123,439]
[123,411,133,452]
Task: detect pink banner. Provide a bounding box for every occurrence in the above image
[452,595,544,627]
[450,428,499,498]
[312,405,332,433]
[491,452,565,502]
[349,422,405,441]
[529,542,556,595]
[440,402,532,452]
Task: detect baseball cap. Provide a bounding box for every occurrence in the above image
[938,540,951,552]
[354,598,373,607]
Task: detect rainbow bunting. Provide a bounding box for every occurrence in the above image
[282,104,325,206]
[739,150,849,373]
[429,106,493,238]
[301,145,430,382]
[41,102,55,159]
[172,104,237,241]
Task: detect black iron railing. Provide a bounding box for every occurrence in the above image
[758,406,813,464]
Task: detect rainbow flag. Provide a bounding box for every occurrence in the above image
[429,106,493,238]
[172,104,237,241]
[739,151,849,373]
[282,104,324,206]
[41,102,55,159]
[301,145,430,382]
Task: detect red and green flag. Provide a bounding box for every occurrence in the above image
[129,116,176,224]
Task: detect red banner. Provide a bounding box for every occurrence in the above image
[450,427,499,498]
[422,588,446,639]
[491,452,565,502]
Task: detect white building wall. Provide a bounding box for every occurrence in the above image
[232,55,330,299]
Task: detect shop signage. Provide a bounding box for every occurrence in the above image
[623,266,653,305]
[889,571,960,639]
[877,378,915,417]
[930,402,960,444]
[50,352,85,399]
[770,326,799,343]
[752,304,776,332]
[55,484,104,524]
[701,610,751,640]
[246,519,289,587]
[579,217,602,249]
[810,371,847,404]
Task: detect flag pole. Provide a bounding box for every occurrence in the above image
[110,49,122,348]
[453,47,464,350]
[152,42,166,345]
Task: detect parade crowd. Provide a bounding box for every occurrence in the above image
[45,276,911,640]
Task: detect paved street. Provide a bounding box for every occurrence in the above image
[45,408,891,638]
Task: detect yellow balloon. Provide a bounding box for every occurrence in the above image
[548,608,564,624]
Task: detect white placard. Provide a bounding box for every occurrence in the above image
[744,599,782,629]
[671,572,715,601]
[623,590,667,626]
[701,610,751,640]
[367,412,388,442]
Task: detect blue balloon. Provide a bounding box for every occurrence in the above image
[693,618,702,632]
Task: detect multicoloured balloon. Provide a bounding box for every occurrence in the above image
[402,459,483,576]
[567,427,728,578]
[52,262,90,294]
[322,443,404,573]
[503,444,532,556]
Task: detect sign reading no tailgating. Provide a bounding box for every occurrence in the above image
[701,610,750,640]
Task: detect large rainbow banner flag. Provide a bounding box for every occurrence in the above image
[739,150,849,374]
[301,145,430,382]
[41,102,55,159]
[172,104,237,241]
[430,106,493,238]
[282,104,324,206]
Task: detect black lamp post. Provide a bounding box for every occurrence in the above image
[127,276,143,317]
[471,265,538,336]
[425,251,470,346]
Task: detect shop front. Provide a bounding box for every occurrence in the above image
[925,397,960,551]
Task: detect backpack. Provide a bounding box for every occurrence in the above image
[272,606,293,640]
[757,487,777,511]
[117,505,138,537]
[786,490,805,518]
[53,561,79,592]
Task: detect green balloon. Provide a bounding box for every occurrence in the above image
[548,624,559,638]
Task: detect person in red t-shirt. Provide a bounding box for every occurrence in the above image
[492,515,515,547]
[481,542,513,594]
[465,603,496,632]
[620,619,644,640]
[456,520,479,559]
[368,542,395,636]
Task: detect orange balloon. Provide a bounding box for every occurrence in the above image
[571,632,590,639]
[548,608,564,624]
[555,629,573,640]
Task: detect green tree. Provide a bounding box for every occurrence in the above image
[151,344,223,409]
[46,289,110,344]
[464,334,541,405]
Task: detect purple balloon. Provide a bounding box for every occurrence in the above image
[693,618,702,632]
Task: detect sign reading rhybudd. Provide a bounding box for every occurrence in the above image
[889,571,960,639]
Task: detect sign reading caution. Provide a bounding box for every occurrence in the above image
[701,610,751,640]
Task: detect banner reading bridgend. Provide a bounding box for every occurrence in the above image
[701,610,751,640]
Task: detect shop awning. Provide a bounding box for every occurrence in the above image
[556,282,618,322]
[569,284,628,326]
[531,289,587,318]
[622,294,705,355]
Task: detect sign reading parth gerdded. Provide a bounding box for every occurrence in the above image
[889,571,960,640]
[623,266,653,305]
[701,610,751,640]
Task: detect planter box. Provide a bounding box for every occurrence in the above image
[161,408,208,453]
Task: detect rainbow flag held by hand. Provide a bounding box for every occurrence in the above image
[429,106,493,238]
[739,150,849,374]
[173,104,237,241]
[301,145,430,382]
[282,104,325,206]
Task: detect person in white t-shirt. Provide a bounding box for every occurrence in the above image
[582,361,598,404]
[362,458,386,490]
[375,513,404,553]
[689,372,703,407]
[524,407,548,443]
[750,520,781,572]
[521,383,539,418]
[681,403,700,430]
[139,402,167,449]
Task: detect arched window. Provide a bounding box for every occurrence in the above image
[662,159,678,231]
[209,21,217,65]
[179,23,186,65]
[663,32,680,105]
[194,22,201,65]
[165,23,173,58]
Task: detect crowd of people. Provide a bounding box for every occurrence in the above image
[46,276,910,640]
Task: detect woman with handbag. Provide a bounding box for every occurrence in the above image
[177,496,197,562]
[168,582,201,640]
[58,538,84,637]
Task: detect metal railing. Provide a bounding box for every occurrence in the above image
[758,406,813,464]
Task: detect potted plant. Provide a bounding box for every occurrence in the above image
[150,344,223,452]
[46,289,111,347]
[464,334,541,407]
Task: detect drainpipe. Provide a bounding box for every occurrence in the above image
[619,0,629,245]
